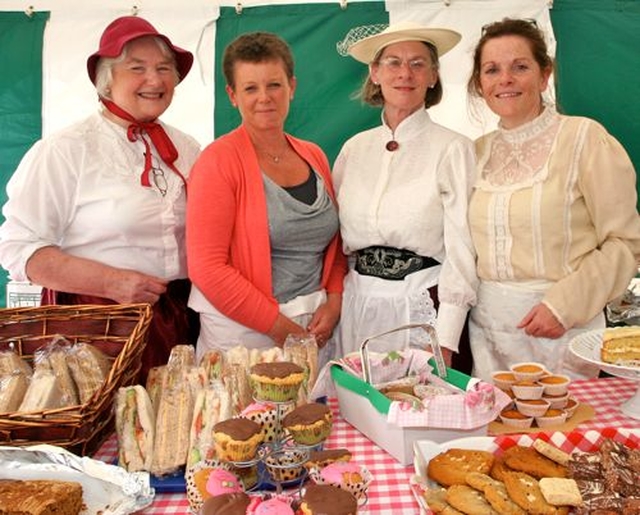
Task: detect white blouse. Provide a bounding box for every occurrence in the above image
[333,108,478,349]
[0,112,200,282]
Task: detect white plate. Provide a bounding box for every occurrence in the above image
[411,437,497,514]
[569,328,640,379]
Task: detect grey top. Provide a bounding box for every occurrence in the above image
[263,169,339,303]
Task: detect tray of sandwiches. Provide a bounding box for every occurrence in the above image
[0,304,152,456]
[410,427,640,514]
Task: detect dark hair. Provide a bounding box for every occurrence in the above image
[468,18,554,98]
[360,41,443,109]
[222,32,294,89]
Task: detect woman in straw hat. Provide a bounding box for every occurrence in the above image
[186,32,346,365]
[467,18,640,380]
[333,21,477,366]
[0,16,200,382]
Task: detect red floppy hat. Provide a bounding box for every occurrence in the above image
[87,16,193,85]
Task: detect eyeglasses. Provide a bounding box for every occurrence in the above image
[377,56,429,72]
[481,18,538,36]
[152,165,168,197]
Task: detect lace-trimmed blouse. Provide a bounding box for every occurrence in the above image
[469,107,640,328]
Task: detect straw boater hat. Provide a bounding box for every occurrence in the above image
[347,20,461,64]
[86,16,193,85]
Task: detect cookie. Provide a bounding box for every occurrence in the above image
[533,439,571,467]
[503,471,562,515]
[424,486,465,514]
[428,448,495,487]
[489,457,513,483]
[445,484,500,515]
[539,477,583,506]
[465,472,526,515]
[503,445,568,479]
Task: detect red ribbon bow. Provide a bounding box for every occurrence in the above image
[101,98,186,190]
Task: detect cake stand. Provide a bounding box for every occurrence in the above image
[569,328,640,419]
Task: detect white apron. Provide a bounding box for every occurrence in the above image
[196,289,333,368]
[469,280,601,382]
[335,267,437,357]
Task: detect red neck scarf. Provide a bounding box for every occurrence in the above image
[101,98,186,191]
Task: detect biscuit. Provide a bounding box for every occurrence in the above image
[423,486,465,514]
[445,484,500,515]
[503,445,568,479]
[539,478,583,506]
[533,439,571,467]
[490,457,513,483]
[465,472,526,515]
[427,448,495,487]
[503,471,562,515]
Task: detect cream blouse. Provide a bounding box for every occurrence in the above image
[469,107,640,328]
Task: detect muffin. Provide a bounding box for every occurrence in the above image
[241,401,285,442]
[249,362,305,402]
[186,461,242,513]
[282,402,333,446]
[201,492,251,515]
[251,497,295,515]
[298,484,358,515]
[304,448,352,471]
[213,417,264,462]
[310,461,372,499]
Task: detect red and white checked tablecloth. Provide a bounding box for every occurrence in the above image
[92,377,640,514]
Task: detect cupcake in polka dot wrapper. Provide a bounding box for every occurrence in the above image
[249,362,305,402]
[309,460,373,501]
[249,496,296,515]
[298,484,358,515]
[212,417,264,462]
[185,460,242,513]
[281,402,332,446]
[200,492,251,515]
[241,401,291,442]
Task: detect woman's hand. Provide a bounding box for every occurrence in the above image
[517,303,567,339]
[307,293,342,348]
[105,269,168,305]
[267,314,307,347]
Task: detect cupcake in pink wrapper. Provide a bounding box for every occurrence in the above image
[249,497,295,515]
[186,460,242,513]
[310,461,373,500]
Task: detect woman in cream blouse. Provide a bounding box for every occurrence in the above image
[467,18,640,380]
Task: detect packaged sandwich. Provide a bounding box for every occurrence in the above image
[66,342,112,404]
[167,345,196,369]
[222,362,252,416]
[188,381,232,465]
[0,373,29,413]
[34,337,80,407]
[284,335,319,405]
[198,349,225,384]
[115,385,155,472]
[0,348,32,378]
[151,366,196,477]
[18,368,64,413]
[145,365,167,415]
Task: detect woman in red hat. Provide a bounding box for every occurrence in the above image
[0,16,200,382]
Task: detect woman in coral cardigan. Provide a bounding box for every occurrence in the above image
[186,32,346,365]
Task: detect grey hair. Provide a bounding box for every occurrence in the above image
[95,36,180,99]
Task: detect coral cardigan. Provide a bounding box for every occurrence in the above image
[187,124,346,334]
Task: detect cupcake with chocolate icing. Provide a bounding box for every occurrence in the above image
[298,484,358,515]
[213,417,264,462]
[249,362,305,402]
[282,402,332,446]
[200,492,251,515]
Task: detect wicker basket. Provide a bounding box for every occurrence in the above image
[0,303,152,456]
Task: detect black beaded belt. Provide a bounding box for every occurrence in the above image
[354,245,440,281]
